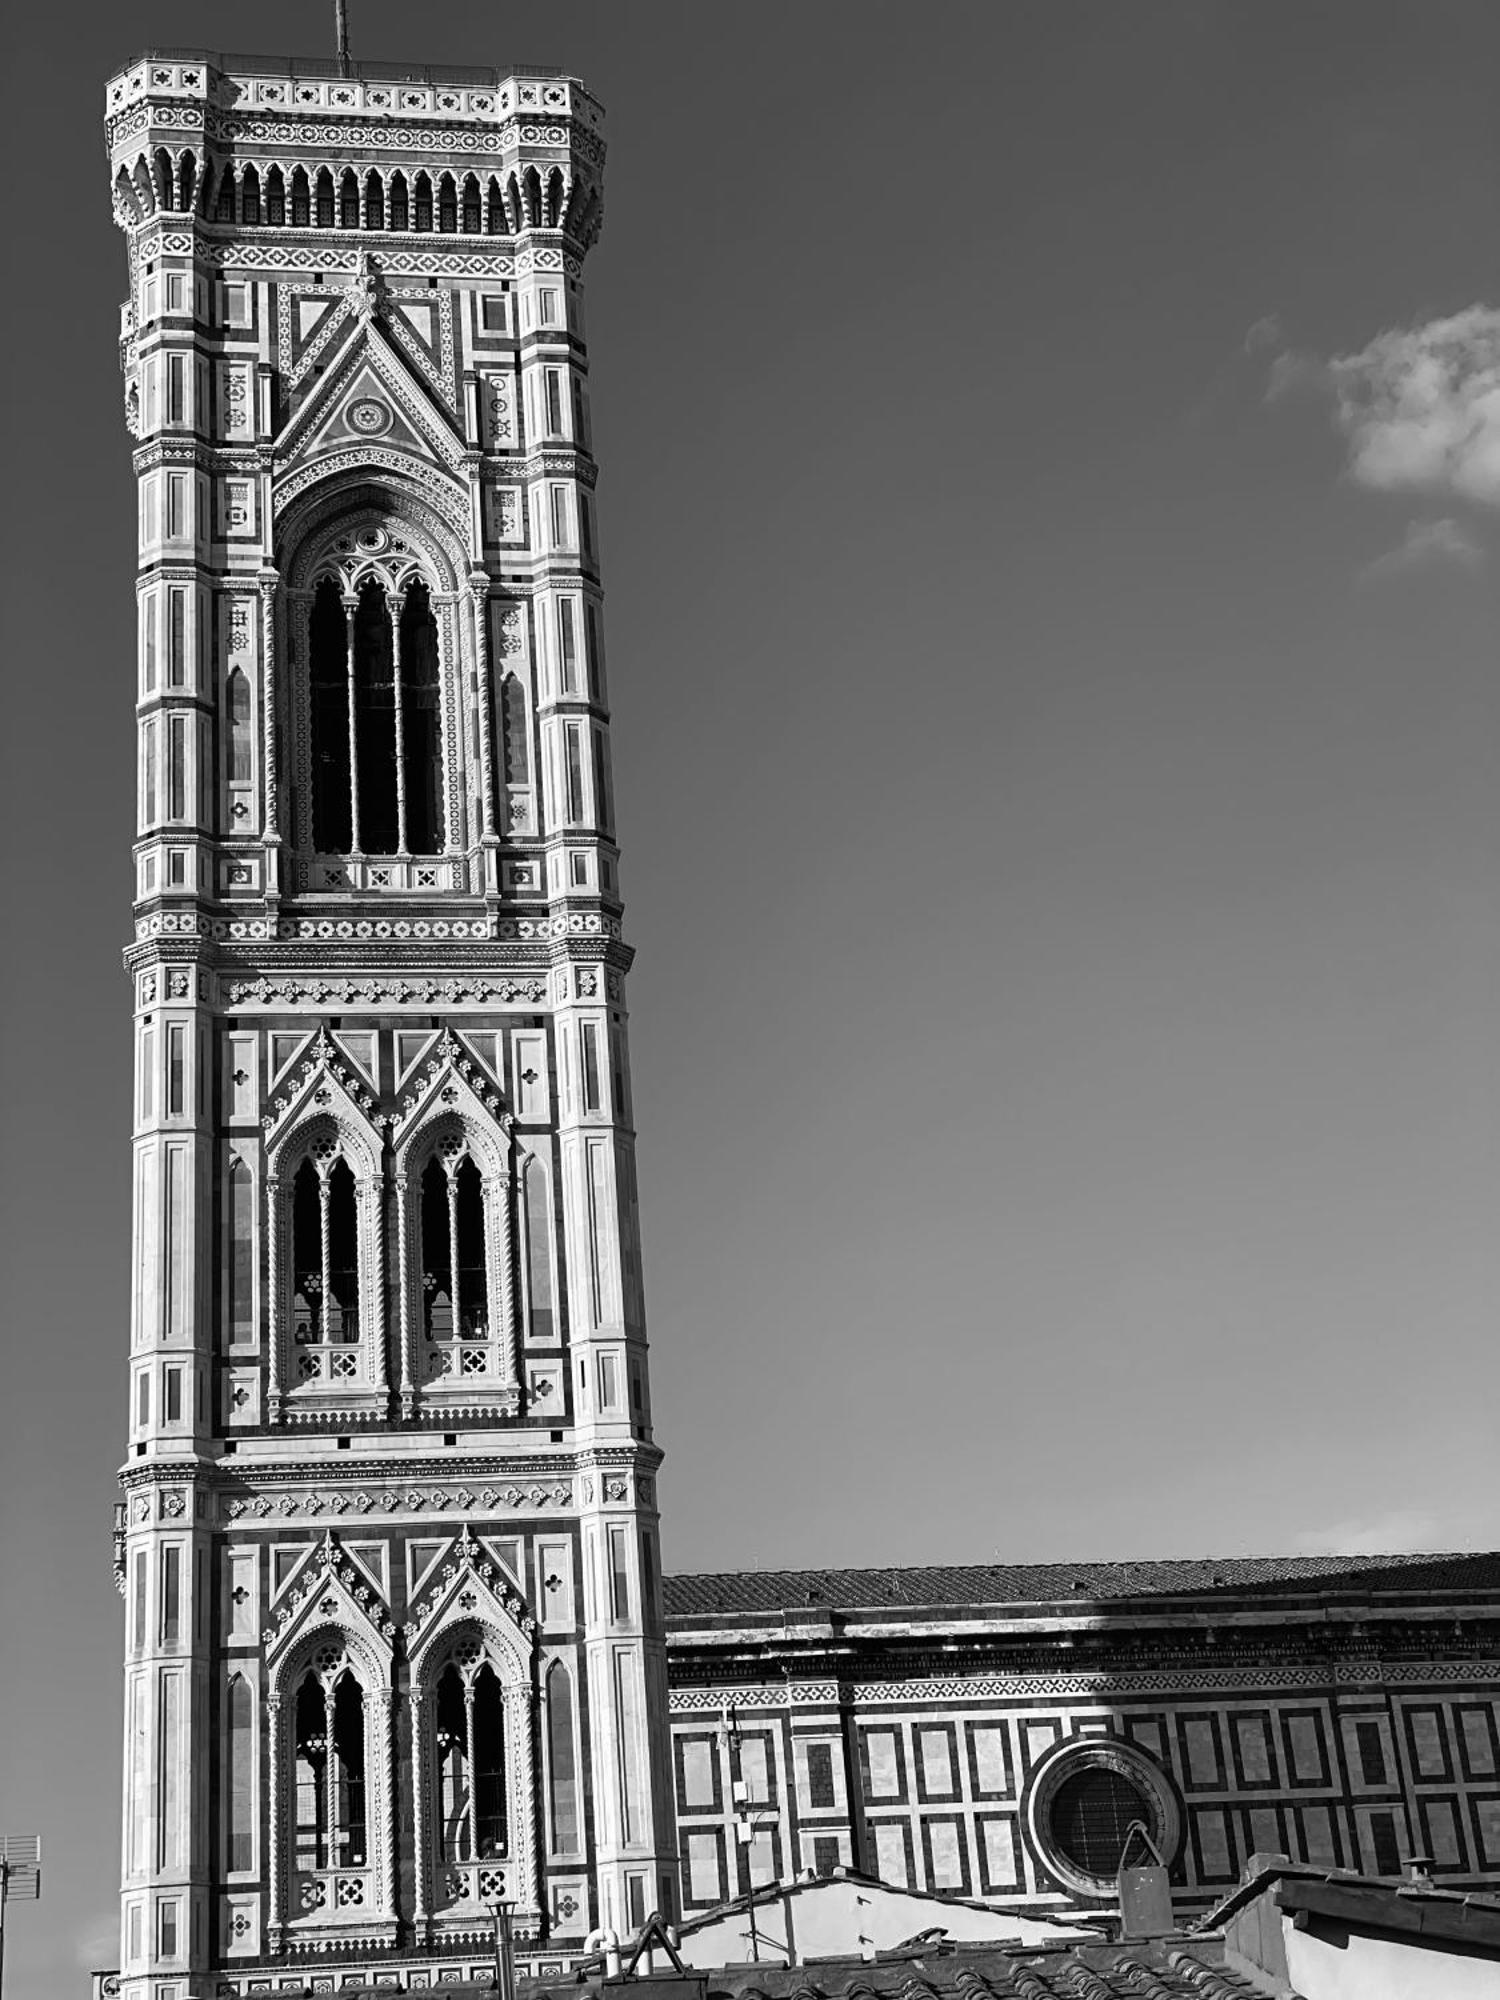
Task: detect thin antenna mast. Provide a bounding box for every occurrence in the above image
[335,0,351,76]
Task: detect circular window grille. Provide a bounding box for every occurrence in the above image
[1025,1740,1180,1901]
[346,397,393,436]
[1050,1763,1152,1876]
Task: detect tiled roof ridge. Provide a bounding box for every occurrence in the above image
[662,1549,1500,1616]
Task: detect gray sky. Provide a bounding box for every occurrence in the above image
[2,1,1497,1984]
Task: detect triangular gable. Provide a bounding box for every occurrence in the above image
[404,1523,538,1662]
[480,1536,524,1591]
[269,1029,315,1091]
[386,297,442,371]
[331,1029,378,1091]
[394,1029,441,1092]
[391,1028,510,1158]
[274,314,465,481]
[263,1529,395,1662]
[262,1026,381,1155]
[405,1537,451,1600]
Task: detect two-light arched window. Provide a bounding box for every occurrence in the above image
[433,1632,508,1865]
[293,1647,368,1873]
[309,574,441,856]
[420,1148,490,1345]
[290,1152,361,1380]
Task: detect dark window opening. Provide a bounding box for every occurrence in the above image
[310,577,352,853]
[1049,1764,1154,1880]
[400,581,442,854]
[353,579,398,854]
[388,175,408,232]
[340,170,359,230]
[364,172,383,230]
[1356,1722,1387,1787]
[315,168,335,228]
[265,166,286,226]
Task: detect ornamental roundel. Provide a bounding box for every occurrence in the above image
[346,396,393,436]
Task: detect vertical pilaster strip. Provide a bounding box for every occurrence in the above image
[265,1169,283,1422]
[258,569,280,845]
[470,578,497,839]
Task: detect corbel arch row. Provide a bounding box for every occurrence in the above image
[113,150,600,247]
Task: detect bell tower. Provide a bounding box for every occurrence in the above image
[106,46,675,1993]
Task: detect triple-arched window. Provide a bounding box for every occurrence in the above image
[309,574,442,856]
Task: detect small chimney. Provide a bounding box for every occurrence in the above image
[1118,1824,1173,1939]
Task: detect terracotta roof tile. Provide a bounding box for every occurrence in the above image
[662,1551,1500,1619]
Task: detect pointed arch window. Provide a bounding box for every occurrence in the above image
[413,172,433,232]
[265,166,286,226]
[546,1659,579,1853]
[291,1153,359,1379]
[307,574,444,858]
[420,1151,489,1344]
[227,666,253,782]
[435,1641,507,1864]
[241,165,260,226]
[340,169,360,230]
[315,168,335,228]
[227,1674,254,1870]
[523,1155,555,1341]
[388,173,409,232]
[290,167,310,228]
[364,171,384,231]
[293,1648,367,1871]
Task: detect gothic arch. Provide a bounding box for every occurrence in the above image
[275,481,475,887]
[405,1541,541,1939]
[265,1109,386,1421]
[266,1616,397,1950]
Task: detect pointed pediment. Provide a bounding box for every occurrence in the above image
[273,313,466,486]
[263,1026,381,1160]
[404,1524,538,1665]
[263,1529,395,1663]
[391,1029,511,1161]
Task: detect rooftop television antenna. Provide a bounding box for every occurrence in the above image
[0,1837,42,1998]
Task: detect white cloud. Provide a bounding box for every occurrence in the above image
[1292,1509,1446,1557]
[1325,306,1500,506]
[1359,515,1486,584]
[74,1910,119,1969]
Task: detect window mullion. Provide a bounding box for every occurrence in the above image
[343,595,362,854]
[319,1170,332,1345]
[447,1168,462,1344]
[323,1680,336,1870]
[391,593,409,854]
[464,1677,478,1863]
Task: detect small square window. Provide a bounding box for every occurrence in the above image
[482,294,508,332]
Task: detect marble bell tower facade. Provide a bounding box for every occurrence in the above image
[105,47,676,1994]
